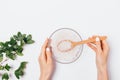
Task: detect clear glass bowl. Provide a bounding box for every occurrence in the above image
[49,28,83,64]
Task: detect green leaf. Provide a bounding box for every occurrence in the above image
[9,54,16,60]
[0,54,3,62]
[6,52,16,60]
[17,32,22,37]
[15,62,27,79]
[16,51,23,56]
[20,62,27,69]
[26,35,32,40]
[4,64,11,71]
[0,42,6,52]
[9,38,17,45]
[17,32,23,41]
[0,42,4,46]
[15,70,24,79]
[26,40,35,44]
[20,40,25,46]
[17,46,23,53]
[22,34,26,38]
[2,73,9,80]
[13,35,18,40]
[0,66,4,70]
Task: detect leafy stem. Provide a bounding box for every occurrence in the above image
[0,32,35,80]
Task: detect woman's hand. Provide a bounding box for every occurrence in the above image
[87,36,109,80]
[39,39,54,80]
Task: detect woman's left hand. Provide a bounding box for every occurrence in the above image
[39,39,54,80]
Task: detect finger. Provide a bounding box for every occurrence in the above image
[92,35,98,44]
[102,40,109,54]
[87,43,97,53]
[40,39,49,61]
[96,37,102,54]
[47,38,52,47]
[46,47,53,63]
[88,36,97,44]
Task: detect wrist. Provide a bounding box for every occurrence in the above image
[97,64,107,72]
[40,74,51,80]
[97,65,108,80]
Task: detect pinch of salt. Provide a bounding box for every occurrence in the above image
[96,37,100,42]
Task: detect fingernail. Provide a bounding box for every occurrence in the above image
[96,37,100,42]
[46,47,50,51]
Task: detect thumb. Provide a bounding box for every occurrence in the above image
[46,47,52,62]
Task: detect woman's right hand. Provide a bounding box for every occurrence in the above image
[87,36,109,80]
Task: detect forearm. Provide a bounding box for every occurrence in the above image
[40,74,51,80]
[97,65,108,80]
[39,76,50,80]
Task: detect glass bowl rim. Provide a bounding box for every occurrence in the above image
[49,28,84,64]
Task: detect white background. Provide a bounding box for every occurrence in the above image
[0,0,120,80]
